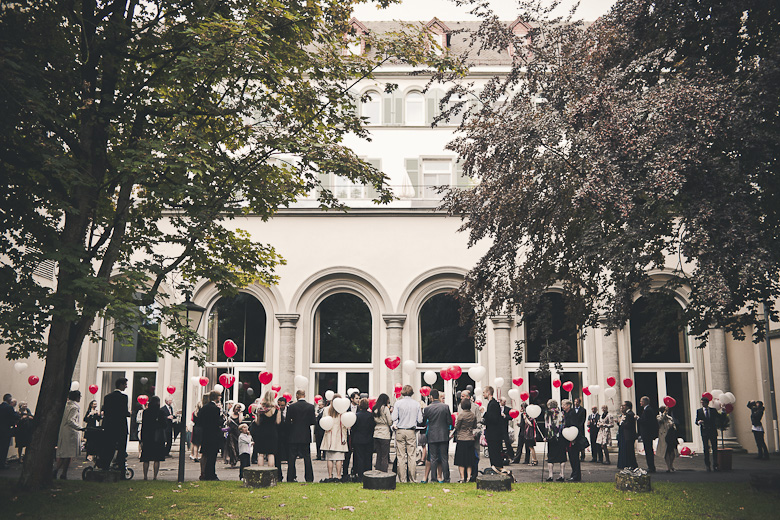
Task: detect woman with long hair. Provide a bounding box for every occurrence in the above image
[54,390,82,479]
[223,403,242,468]
[520,402,538,466]
[453,398,477,482]
[372,393,392,472]
[320,394,349,482]
[656,405,678,472]
[140,395,167,480]
[250,391,281,468]
[545,399,567,481]
[82,399,101,461]
[596,404,613,465]
[190,400,204,462]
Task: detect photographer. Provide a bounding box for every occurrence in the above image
[748,401,770,460]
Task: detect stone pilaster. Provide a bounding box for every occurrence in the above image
[383,314,406,389]
[600,322,622,412]
[490,316,514,398]
[276,314,299,394]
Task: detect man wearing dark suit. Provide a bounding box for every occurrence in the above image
[563,400,582,481]
[275,396,290,480]
[162,398,176,456]
[638,396,658,472]
[101,378,130,471]
[0,393,18,470]
[498,397,515,461]
[286,390,316,482]
[198,390,224,480]
[342,391,360,481]
[423,389,452,482]
[696,397,719,471]
[351,398,375,482]
[482,386,505,472]
[587,406,601,462]
[573,398,587,461]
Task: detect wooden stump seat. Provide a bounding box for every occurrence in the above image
[476,473,512,492]
[243,467,279,488]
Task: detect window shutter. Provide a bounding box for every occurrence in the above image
[428,89,444,126]
[405,158,419,197]
[455,159,470,187]
[383,97,392,126]
[365,158,382,199]
[317,172,331,195]
[394,95,404,125]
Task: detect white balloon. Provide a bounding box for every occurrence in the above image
[403,360,417,374]
[563,426,579,441]
[424,370,438,385]
[589,385,602,395]
[722,392,736,405]
[294,375,309,390]
[333,397,350,414]
[325,390,335,401]
[604,387,617,399]
[214,384,224,393]
[14,362,28,374]
[341,411,357,429]
[526,404,542,419]
[710,389,723,399]
[468,366,486,382]
[494,377,505,389]
[347,388,358,397]
[319,415,334,431]
[710,398,722,411]
[191,376,200,386]
[474,387,483,398]
[508,388,520,402]
[140,377,149,385]
[70,381,80,392]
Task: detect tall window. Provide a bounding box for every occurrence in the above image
[421,159,452,198]
[405,91,425,125]
[102,304,160,362]
[524,292,581,363]
[419,292,476,363]
[314,293,372,363]
[630,293,689,363]
[207,293,266,362]
[334,176,365,199]
[361,91,381,125]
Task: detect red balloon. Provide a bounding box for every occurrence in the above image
[606,376,616,387]
[724,403,734,414]
[509,409,520,419]
[552,379,562,388]
[242,382,250,389]
[222,339,238,359]
[582,386,591,396]
[88,384,99,395]
[512,377,524,387]
[283,393,292,402]
[199,376,209,387]
[441,368,452,381]
[272,385,281,392]
[166,385,176,394]
[449,365,462,379]
[369,398,377,409]
[680,446,692,456]
[384,356,401,370]
[137,394,149,406]
[258,372,273,385]
[529,389,539,399]
[663,396,677,408]
[219,373,229,386]
[520,391,529,402]
[622,378,634,388]
[475,400,483,407]
[27,375,39,386]
[314,395,322,404]
[420,386,431,397]
[562,381,574,392]
[451,413,457,426]
[701,392,713,401]
[224,375,235,388]
[394,383,403,392]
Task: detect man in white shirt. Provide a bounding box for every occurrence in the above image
[391,385,423,482]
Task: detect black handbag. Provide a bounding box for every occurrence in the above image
[574,435,590,451]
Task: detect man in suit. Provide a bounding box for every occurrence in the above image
[275,396,290,480]
[351,398,375,482]
[342,391,360,481]
[696,397,719,471]
[573,398,587,461]
[563,399,582,481]
[498,397,515,462]
[0,393,18,470]
[422,389,451,483]
[587,406,601,462]
[638,396,658,472]
[162,398,176,456]
[286,390,316,482]
[482,386,506,473]
[198,390,224,480]
[101,378,130,472]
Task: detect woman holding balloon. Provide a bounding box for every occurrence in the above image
[596,404,613,465]
[544,399,567,481]
[319,394,350,482]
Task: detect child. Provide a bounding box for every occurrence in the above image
[238,423,253,480]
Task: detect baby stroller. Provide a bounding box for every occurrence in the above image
[81,426,134,480]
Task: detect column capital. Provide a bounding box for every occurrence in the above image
[383,314,407,328]
[489,315,514,329]
[275,314,300,327]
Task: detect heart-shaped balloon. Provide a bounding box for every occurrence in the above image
[440,367,452,381]
[622,378,634,388]
[402,360,417,374]
[214,384,224,393]
[259,372,273,385]
[526,404,542,419]
[663,396,676,408]
[384,356,401,370]
[520,391,529,402]
[420,386,431,397]
[294,375,309,390]
[199,377,209,387]
[724,403,734,414]
[451,413,458,425]
[424,371,437,385]
[512,377,524,386]
[529,389,539,399]
[166,385,176,394]
[468,366,486,382]
[507,388,520,402]
[449,365,462,379]
[314,395,322,404]
[325,390,334,401]
[272,385,281,392]
[589,385,601,395]
[562,381,574,392]
[223,339,238,358]
[701,391,713,401]
[283,393,292,402]
[225,375,236,388]
[509,409,520,419]
[88,384,99,395]
[582,386,591,396]
[14,362,28,374]
[137,394,149,406]
[604,387,617,398]
[369,398,377,409]
[341,411,357,428]
[606,376,616,387]
[552,379,562,388]
[332,397,350,414]
[140,377,148,385]
[563,426,579,441]
[219,373,229,387]
[319,415,334,431]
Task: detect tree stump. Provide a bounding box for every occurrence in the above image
[243,467,279,488]
[615,471,651,492]
[83,469,122,483]
[476,473,512,492]
[363,470,396,490]
[750,472,780,493]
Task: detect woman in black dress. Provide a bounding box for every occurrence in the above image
[223,404,242,468]
[15,402,34,461]
[83,400,101,461]
[545,399,567,481]
[250,391,281,468]
[140,395,167,480]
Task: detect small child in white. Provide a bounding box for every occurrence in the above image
[238,423,253,480]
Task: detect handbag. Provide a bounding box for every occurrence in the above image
[574,435,590,451]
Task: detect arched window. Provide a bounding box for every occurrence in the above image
[102,304,160,363]
[630,293,688,363]
[524,292,581,363]
[405,91,425,125]
[313,293,372,363]
[419,292,476,363]
[361,91,381,125]
[207,293,266,362]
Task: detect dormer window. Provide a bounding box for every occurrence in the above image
[425,18,450,55]
[508,17,532,58]
[343,17,369,56]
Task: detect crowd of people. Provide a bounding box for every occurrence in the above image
[0,383,774,482]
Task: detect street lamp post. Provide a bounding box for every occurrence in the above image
[177,296,206,483]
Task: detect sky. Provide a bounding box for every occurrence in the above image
[352,0,619,22]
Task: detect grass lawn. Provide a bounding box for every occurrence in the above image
[2,479,777,519]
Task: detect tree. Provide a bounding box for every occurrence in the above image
[438,0,780,366]
[0,0,456,489]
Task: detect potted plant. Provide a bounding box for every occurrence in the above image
[716,405,733,471]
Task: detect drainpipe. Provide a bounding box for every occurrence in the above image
[764,301,779,452]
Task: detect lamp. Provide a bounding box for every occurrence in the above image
[177,295,206,483]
